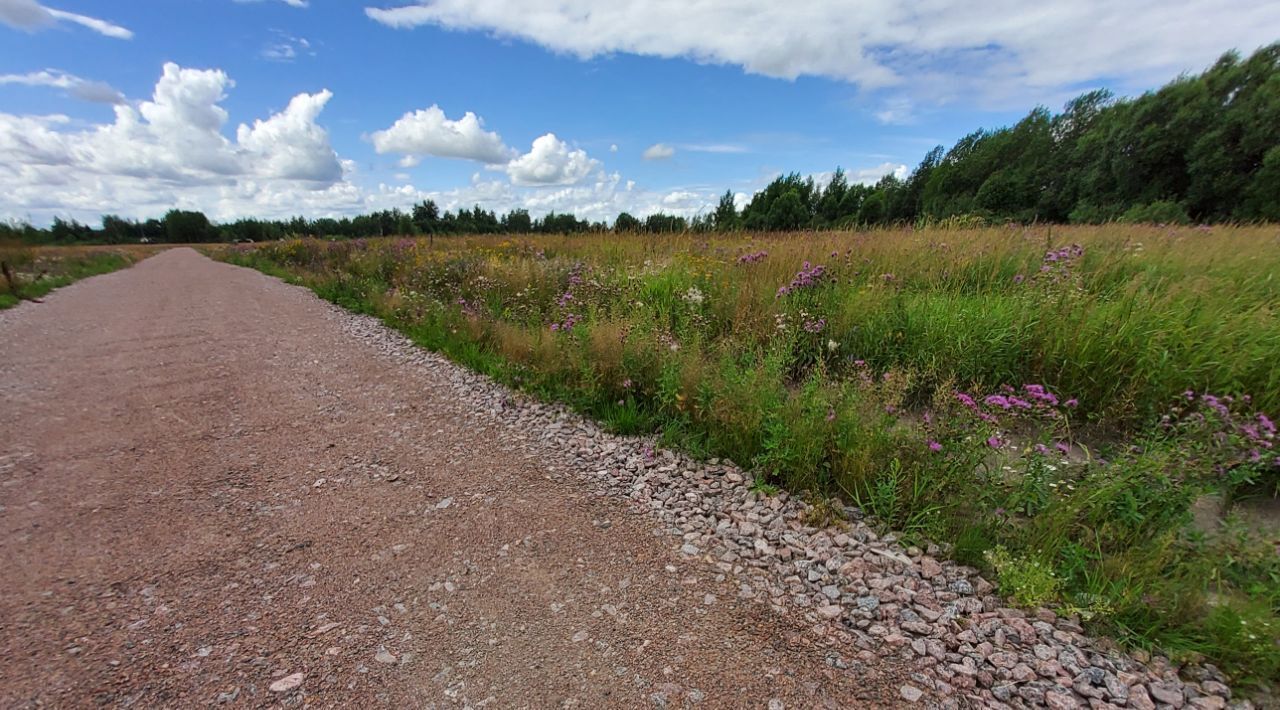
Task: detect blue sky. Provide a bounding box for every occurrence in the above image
[1,0,1276,224]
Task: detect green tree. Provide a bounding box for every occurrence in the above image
[766,190,808,230]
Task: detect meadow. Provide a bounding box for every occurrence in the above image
[0,243,153,309]
[223,224,1280,684]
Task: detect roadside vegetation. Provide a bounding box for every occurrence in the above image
[0,242,143,309]
[224,225,1279,686]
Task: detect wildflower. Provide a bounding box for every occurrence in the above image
[955,392,977,409]
[927,440,943,452]
[684,285,705,305]
[827,339,838,352]
[621,378,633,389]
[1055,441,1070,454]
[1013,274,1025,284]
[1064,398,1078,408]
[987,436,1003,449]
[826,408,836,422]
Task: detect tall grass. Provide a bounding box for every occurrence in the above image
[224,225,1280,684]
[0,242,142,309]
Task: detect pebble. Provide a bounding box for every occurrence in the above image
[374,648,397,664]
[435,497,453,510]
[900,685,923,702]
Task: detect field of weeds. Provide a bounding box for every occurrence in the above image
[0,243,160,309]
[224,225,1280,683]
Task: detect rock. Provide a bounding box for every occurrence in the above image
[702,593,716,605]
[817,604,843,620]
[572,630,589,642]
[435,497,453,509]
[1148,681,1184,708]
[900,685,924,703]
[855,596,880,613]
[1044,690,1079,709]
[269,672,304,692]
[920,557,943,578]
[374,648,397,664]
[1126,684,1155,710]
[768,699,784,710]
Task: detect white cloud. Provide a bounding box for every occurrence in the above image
[0,69,124,104]
[370,105,514,164]
[0,62,347,224]
[262,33,314,62]
[0,0,132,39]
[850,162,909,185]
[505,133,600,186]
[0,62,707,226]
[363,0,1280,108]
[642,143,675,160]
[609,143,618,153]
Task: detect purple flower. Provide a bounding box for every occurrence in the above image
[826,408,837,422]
[1013,274,1025,284]
[1055,441,1070,454]
[955,392,977,409]
[987,436,1003,449]
[927,440,943,452]
[1065,398,1079,408]
[984,395,1012,410]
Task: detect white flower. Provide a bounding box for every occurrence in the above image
[827,339,838,352]
[684,286,705,305]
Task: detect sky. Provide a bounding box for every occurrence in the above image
[1,0,1276,226]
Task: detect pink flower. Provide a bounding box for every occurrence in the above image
[987,436,1003,449]
[927,440,943,452]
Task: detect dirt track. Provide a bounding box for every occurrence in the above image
[0,248,907,708]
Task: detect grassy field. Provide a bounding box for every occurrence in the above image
[0,243,162,309]
[222,225,1280,684]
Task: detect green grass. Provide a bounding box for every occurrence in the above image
[0,245,139,308]
[221,226,1280,686]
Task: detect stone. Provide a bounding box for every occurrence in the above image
[1126,684,1155,710]
[1147,681,1184,708]
[374,648,397,664]
[817,604,843,620]
[900,685,924,703]
[435,497,453,509]
[1044,690,1079,709]
[269,672,304,692]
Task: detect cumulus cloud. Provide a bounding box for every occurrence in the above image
[642,143,674,160]
[506,133,600,186]
[0,62,346,223]
[370,105,514,164]
[0,0,133,39]
[363,0,1280,107]
[0,69,124,104]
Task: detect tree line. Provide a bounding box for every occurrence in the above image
[3,44,1276,244]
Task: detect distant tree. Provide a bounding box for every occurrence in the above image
[502,208,533,233]
[644,212,688,233]
[712,190,739,231]
[614,212,642,232]
[766,190,808,230]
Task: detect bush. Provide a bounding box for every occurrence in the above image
[1120,200,1191,225]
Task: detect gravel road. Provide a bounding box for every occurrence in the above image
[0,248,910,708]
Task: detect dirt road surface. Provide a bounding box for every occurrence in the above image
[0,249,909,708]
